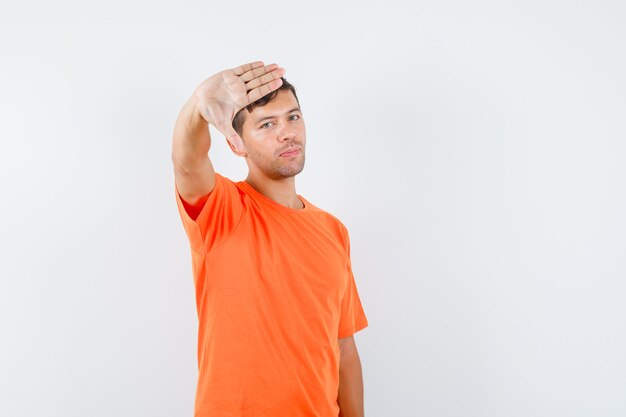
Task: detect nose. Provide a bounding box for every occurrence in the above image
[278,126,296,142]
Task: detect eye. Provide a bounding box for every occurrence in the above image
[260,114,301,129]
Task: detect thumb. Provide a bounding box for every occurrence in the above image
[223,126,244,154]
[214,121,244,153]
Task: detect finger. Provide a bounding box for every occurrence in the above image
[245,67,285,91]
[240,63,279,83]
[232,61,264,76]
[247,78,283,103]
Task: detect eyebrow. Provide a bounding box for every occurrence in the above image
[255,107,302,124]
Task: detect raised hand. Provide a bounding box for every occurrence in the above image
[193,61,286,154]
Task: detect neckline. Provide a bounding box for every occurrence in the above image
[238,180,311,213]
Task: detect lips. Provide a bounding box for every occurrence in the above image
[280,147,300,157]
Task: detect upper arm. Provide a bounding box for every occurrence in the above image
[338,335,357,357]
[172,155,216,207]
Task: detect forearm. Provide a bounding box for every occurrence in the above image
[171,93,212,168]
[337,352,364,417]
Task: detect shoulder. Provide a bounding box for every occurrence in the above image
[304,203,350,248]
[214,172,247,197]
[215,172,236,187]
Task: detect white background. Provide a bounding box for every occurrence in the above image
[1,0,625,416]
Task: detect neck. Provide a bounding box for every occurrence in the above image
[245,171,304,209]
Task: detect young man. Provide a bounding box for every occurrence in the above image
[171,61,368,417]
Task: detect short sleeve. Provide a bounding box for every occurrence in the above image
[337,227,369,338]
[174,172,245,254]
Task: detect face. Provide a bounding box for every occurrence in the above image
[239,89,306,180]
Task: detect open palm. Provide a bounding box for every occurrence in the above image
[194,61,286,153]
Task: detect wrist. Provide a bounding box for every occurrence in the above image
[184,93,209,131]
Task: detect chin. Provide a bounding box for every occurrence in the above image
[270,163,305,179]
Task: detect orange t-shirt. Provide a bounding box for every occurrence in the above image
[174,172,369,417]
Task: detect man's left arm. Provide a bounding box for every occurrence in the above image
[337,335,364,417]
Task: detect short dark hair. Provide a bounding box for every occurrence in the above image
[232,77,300,138]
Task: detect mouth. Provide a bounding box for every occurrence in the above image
[279,148,300,157]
